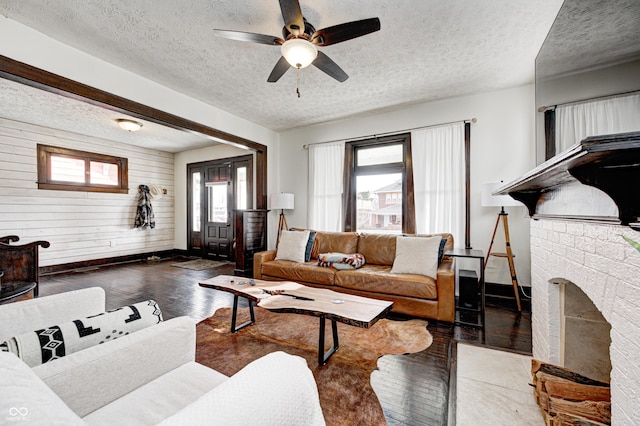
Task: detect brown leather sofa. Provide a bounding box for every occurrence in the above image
[254,231,455,322]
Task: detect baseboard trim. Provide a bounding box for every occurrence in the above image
[485,281,532,312]
[40,249,180,275]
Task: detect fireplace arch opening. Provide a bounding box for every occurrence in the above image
[559,280,612,383]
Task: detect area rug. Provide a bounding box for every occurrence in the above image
[170,259,230,270]
[195,307,433,426]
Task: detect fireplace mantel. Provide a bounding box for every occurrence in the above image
[497,131,640,230]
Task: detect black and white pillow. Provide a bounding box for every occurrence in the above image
[0,300,162,367]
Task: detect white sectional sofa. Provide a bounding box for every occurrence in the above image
[0,288,325,425]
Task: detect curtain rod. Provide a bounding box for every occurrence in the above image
[302,118,477,149]
[537,89,640,112]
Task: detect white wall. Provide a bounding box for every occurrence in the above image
[280,85,536,285]
[0,118,174,266]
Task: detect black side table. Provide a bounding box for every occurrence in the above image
[444,249,486,329]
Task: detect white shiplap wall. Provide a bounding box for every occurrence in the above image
[0,118,174,267]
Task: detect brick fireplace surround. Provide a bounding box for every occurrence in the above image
[530,219,640,424]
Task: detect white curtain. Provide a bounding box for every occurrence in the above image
[411,123,465,247]
[308,141,345,231]
[556,92,640,152]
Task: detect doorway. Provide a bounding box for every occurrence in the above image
[187,155,253,260]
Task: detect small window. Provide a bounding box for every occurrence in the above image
[37,144,128,193]
[357,144,403,166]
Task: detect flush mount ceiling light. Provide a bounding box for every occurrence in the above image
[281,38,318,69]
[115,119,143,132]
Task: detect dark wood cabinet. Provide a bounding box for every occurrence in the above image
[234,209,267,277]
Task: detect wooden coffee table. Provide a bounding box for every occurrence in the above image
[199,275,393,365]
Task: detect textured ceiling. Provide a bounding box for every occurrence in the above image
[0,78,218,152]
[536,0,640,79]
[0,0,566,150]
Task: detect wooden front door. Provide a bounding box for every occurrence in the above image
[187,155,254,259]
[204,162,232,260]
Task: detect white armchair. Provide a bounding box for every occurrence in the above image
[0,288,325,425]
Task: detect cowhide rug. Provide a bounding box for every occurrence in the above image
[195,307,433,426]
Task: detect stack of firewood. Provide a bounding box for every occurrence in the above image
[531,359,611,425]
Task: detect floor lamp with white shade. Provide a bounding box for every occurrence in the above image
[481,182,524,312]
[270,193,294,247]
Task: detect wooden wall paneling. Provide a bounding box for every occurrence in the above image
[0,118,175,267]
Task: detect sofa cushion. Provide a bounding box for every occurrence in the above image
[262,260,336,285]
[390,236,441,279]
[357,233,397,265]
[83,361,228,425]
[1,300,162,367]
[158,352,325,426]
[0,352,85,425]
[275,230,310,263]
[35,316,196,418]
[335,265,438,300]
[311,231,359,259]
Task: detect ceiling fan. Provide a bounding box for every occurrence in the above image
[213,0,381,83]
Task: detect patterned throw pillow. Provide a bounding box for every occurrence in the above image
[0,300,162,367]
[317,253,366,270]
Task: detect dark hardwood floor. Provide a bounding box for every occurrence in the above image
[32,257,531,425]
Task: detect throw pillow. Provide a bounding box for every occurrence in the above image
[438,238,447,264]
[0,300,163,367]
[304,231,317,262]
[291,229,317,262]
[390,236,441,279]
[275,230,310,263]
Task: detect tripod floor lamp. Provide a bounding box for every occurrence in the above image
[270,192,294,248]
[481,182,523,312]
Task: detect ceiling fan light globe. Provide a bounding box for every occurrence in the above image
[281,38,318,69]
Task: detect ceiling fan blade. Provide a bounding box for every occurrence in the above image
[213,29,284,46]
[312,51,348,82]
[311,17,381,46]
[279,0,305,36]
[267,56,291,83]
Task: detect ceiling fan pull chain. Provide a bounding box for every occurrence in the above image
[296,68,302,98]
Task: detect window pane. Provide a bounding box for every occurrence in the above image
[38,145,128,193]
[89,161,119,186]
[356,173,402,234]
[236,167,247,210]
[192,172,201,232]
[208,182,228,223]
[357,144,403,166]
[51,155,85,183]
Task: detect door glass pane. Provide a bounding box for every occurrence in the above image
[356,173,402,234]
[208,182,228,223]
[51,155,85,183]
[192,172,201,232]
[89,161,119,186]
[357,144,403,166]
[236,166,247,210]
